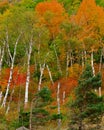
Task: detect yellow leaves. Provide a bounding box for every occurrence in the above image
[5,110,18,123]
[68,64,81,78]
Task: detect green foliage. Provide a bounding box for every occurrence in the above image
[31,87,52,128]
[0,2,9,14]
[58,0,82,15]
[96,0,104,7]
[18,110,30,128]
[69,64,104,129]
[37,87,52,102]
[51,113,63,120]
[32,108,50,125]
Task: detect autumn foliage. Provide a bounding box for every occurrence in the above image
[35,0,67,37]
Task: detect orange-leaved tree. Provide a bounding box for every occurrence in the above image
[35,0,67,38]
[71,0,104,75]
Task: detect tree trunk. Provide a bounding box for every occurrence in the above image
[84,50,87,63]
[66,52,69,78]
[24,36,33,107]
[1,33,21,108]
[6,69,20,114]
[63,91,65,104]
[53,44,62,75]
[6,30,13,63]
[91,50,95,76]
[70,51,73,67]
[57,82,61,129]
[46,64,54,85]
[82,51,84,68]
[79,119,83,130]
[0,91,2,103]
[0,45,5,76]
[38,63,45,91]
[29,97,36,130]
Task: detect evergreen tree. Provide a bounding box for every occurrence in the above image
[30,87,52,129]
[69,64,104,130]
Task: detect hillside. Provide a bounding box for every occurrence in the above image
[0,0,104,130]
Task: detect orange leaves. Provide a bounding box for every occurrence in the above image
[35,0,67,37]
[35,0,65,17]
[71,0,104,53]
[73,0,104,41]
[50,77,77,103]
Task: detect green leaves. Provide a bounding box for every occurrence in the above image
[38,87,52,102]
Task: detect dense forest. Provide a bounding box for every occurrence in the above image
[0,0,104,130]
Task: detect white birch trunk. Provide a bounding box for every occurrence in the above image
[84,50,87,63]
[53,44,62,75]
[6,30,13,62]
[99,87,102,97]
[24,37,33,106]
[0,91,2,103]
[66,52,69,78]
[6,70,20,114]
[1,33,21,108]
[63,91,65,104]
[0,46,5,75]
[91,50,97,93]
[46,64,54,85]
[91,50,95,76]
[38,63,45,91]
[82,51,84,68]
[57,82,61,129]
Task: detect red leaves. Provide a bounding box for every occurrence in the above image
[50,77,77,103]
[0,67,26,90]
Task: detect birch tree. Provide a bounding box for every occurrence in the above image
[0,6,25,108]
[24,35,33,107]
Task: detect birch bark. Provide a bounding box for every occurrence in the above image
[24,36,33,107]
[1,33,21,108]
[0,44,5,76]
[57,82,61,129]
[38,63,45,91]
[53,44,62,75]
[46,64,54,85]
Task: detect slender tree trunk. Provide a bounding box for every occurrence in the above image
[70,51,73,67]
[98,48,103,97]
[53,44,62,75]
[46,64,54,85]
[63,91,65,104]
[0,91,2,103]
[24,36,33,107]
[6,69,20,114]
[79,120,83,130]
[38,63,45,91]
[84,50,87,63]
[91,50,95,76]
[6,30,13,63]
[1,33,21,108]
[66,52,69,78]
[29,97,36,130]
[0,45,5,75]
[57,82,61,129]
[99,47,104,72]
[82,51,84,68]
